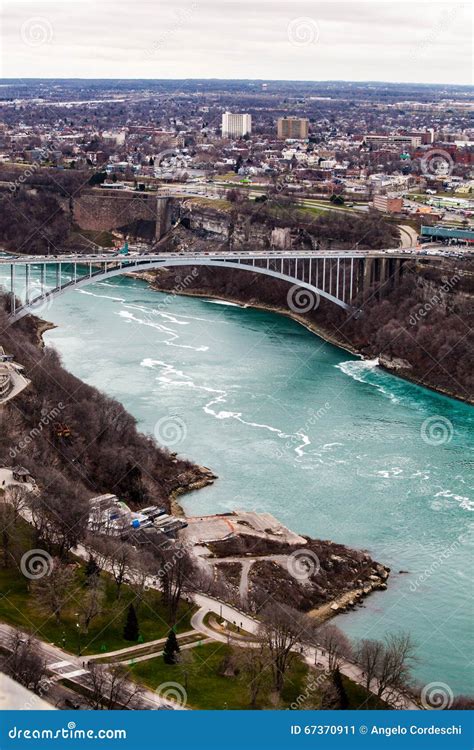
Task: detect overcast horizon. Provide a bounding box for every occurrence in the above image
[0,0,472,86]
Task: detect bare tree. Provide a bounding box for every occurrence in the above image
[315,623,352,672]
[5,485,28,523]
[32,560,76,623]
[158,544,195,624]
[236,641,271,708]
[126,549,154,613]
[0,503,20,568]
[178,649,197,692]
[77,577,106,633]
[84,663,142,710]
[375,632,417,703]
[94,538,135,599]
[4,632,48,695]
[355,638,385,697]
[259,603,309,694]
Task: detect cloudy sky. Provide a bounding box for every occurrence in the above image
[0,0,472,84]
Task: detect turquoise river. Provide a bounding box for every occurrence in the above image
[2,268,473,695]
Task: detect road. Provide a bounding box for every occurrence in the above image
[398,224,419,248]
[189,604,420,710]
[0,495,421,710]
[0,622,185,710]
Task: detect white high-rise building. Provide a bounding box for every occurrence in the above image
[221,112,252,138]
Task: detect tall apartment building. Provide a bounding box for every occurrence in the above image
[221,112,252,138]
[277,117,309,140]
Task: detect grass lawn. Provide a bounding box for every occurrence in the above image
[131,642,309,710]
[187,197,232,211]
[343,675,388,710]
[0,566,194,656]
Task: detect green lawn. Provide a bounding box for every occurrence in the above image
[131,642,309,710]
[342,675,389,710]
[0,566,194,656]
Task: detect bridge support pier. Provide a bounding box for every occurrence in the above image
[156,198,171,240]
[363,258,374,293]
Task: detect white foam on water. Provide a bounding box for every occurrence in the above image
[76,289,126,303]
[140,357,311,456]
[434,489,474,512]
[322,442,344,450]
[205,299,242,307]
[123,303,189,326]
[117,310,208,352]
[335,358,403,405]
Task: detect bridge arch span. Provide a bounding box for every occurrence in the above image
[9,257,353,322]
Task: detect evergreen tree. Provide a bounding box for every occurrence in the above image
[163,629,180,665]
[333,668,350,710]
[123,603,139,641]
[84,556,100,583]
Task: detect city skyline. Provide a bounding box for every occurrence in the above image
[0,0,472,85]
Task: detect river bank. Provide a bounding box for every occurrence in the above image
[22,306,390,623]
[20,271,472,694]
[146,276,473,406]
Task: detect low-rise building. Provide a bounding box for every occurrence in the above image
[373,195,403,213]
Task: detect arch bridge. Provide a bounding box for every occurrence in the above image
[1,250,405,323]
